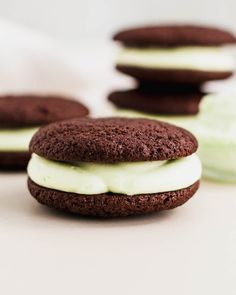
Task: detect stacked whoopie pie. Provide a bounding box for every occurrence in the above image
[108,24,236,128]
[0,95,88,170]
[27,117,202,217]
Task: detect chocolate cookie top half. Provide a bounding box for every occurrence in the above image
[30,117,198,162]
[0,95,89,128]
[114,24,236,46]
[108,89,203,115]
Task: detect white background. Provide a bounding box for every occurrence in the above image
[1,175,236,295]
[0,0,235,45]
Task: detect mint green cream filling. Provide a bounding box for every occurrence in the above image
[199,93,236,118]
[197,134,236,183]
[28,153,201,195]
[194,94,236,183]
[0,127,38,152]
[117,47,235,71]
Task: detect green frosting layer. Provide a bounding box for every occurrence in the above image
[200,93,236,119]
[28,154,202,195]
[117,46,235,71]
[195,94,236,183]
[0,127,38,152]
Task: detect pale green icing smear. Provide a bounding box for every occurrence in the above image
[200,93,236,119]
[198,136,236,183]
[194,94,236,183]
[203,167,236,183]
[117,46,235,71]
[0,127,38,151]
[195,122,236,183]
[28,153,202,195]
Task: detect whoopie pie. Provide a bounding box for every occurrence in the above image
[27,117,202,217]
[114,24,236,83]
[0,95,88,170]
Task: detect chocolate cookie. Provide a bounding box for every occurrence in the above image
[114,24,236,46]
[0,94,89,170]
[116,66,233,84]
[114,24,235,83]
[30,117,198,162]
[28,117,201,217]
[108,88,204,115]
[28,178,200,217]
[0,94,89,128]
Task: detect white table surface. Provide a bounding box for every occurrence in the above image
[1,43,236,295]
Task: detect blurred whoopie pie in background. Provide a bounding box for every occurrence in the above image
[0,95,89,170]
[109,24,236,131]
[114,24,236,83]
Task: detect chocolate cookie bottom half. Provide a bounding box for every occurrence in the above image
[0,151,30,170]
[28,178,199,218]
